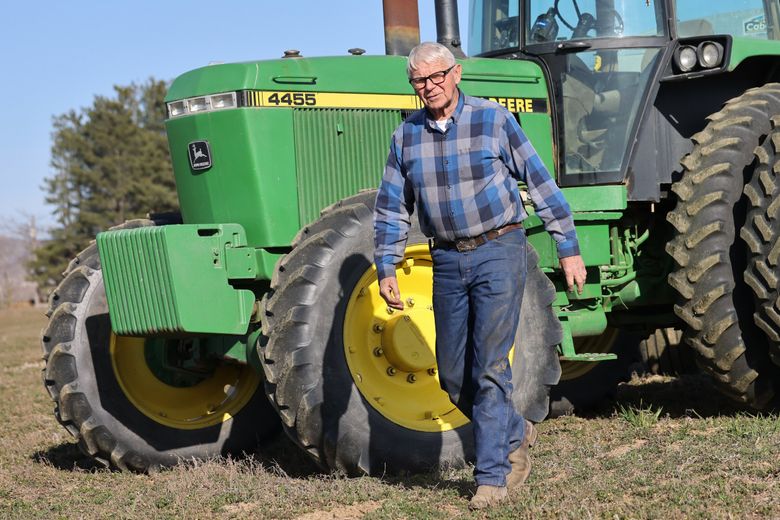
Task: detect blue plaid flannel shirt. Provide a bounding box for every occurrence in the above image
[374,91,580,281]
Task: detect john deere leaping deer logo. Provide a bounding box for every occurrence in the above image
[188,141,212,171]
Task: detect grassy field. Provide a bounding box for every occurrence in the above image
[0,305,778,519]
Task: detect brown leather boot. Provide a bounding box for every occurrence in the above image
[468,485,509,510]
[506,420,538,490]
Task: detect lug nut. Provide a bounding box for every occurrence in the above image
[407,374,416,383]
[427,368,437,376]
[373,323,384,333]
[406,297,415,307]
[373,347,384,357]
[386,367,397,376]
[386,306,395,315]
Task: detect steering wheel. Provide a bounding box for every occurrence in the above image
[553,0,582,31]
[494,16,519,48]
[553,0,625,38]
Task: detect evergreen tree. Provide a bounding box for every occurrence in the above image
[31,79,178,290]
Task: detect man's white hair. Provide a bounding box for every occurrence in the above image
[407,42,456,77]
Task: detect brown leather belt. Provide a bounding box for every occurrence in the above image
[432,222,524,252]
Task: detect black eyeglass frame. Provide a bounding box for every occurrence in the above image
[408,65,457,88]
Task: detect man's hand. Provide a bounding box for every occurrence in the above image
[379,276,405,310]
[560,255,586,294]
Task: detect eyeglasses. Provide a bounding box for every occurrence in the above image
[408,65,456,89]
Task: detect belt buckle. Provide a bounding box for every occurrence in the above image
[456,238,478,252]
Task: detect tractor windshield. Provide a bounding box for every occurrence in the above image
[674,1,778,39]
[467,0,665,54]
[525,0,664,44]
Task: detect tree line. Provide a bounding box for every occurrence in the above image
[31,79,179,291]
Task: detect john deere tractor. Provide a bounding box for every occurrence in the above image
[42,0,780,474]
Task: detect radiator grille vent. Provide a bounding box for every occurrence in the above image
[293,109,402,225]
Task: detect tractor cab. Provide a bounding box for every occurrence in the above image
[468,0,779,186]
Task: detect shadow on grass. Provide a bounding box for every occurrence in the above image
[385,471,475,498]
[585,372,755,419]
[252,434,476,497]
[31,442,104,471]
[248,433,324,479]
[251,432,475,497]
[30,433,324,477]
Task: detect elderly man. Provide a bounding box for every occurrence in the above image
[373,41,586,510]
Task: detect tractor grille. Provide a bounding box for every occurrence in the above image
[293,109,402,225]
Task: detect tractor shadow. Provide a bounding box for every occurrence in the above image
[31,442,105,471]
[585,372,756,419]
[249,433,323,479]
[252,433,475,496]
[251,434,476,496]
[30,433,325,477]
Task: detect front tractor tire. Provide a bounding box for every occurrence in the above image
[259,191,562,476]
[666,84,780,409]
[41,219,279,471]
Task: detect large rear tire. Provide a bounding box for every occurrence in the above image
[259,191,561,475]
[666,85,780,409]
[741,117,780,368]
[41,219,279,471]
[638,328,698,376]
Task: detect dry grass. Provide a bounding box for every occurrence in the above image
[1,306,778,519]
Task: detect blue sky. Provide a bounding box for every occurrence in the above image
[0,0,468,231]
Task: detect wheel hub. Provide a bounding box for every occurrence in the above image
[111,334,259,429]
[343,244,469,432]
[380,311,436,373]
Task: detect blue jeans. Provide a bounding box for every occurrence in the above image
[431,228,528,486]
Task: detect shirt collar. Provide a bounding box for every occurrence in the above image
[424,88,465,131]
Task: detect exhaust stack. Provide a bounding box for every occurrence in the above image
[383,0,421,56]
[435,0,466,57]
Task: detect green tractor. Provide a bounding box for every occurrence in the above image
[42,0,780,474]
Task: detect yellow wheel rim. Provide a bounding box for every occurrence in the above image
[110,335,260,429]
[560,327,619,381]
[344,244,468,432]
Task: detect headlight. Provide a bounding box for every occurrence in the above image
[697,41,724,69]
[210,92,237,110]
[166,92,238,118]
[675,45,698,73]
[188,97,210,113]
[167,100,187,117]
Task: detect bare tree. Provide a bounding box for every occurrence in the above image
[0,213,44,308]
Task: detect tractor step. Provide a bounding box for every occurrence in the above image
[559,353,618,362]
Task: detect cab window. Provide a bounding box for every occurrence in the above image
[526,0,664,44]
[674,0,777,39]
